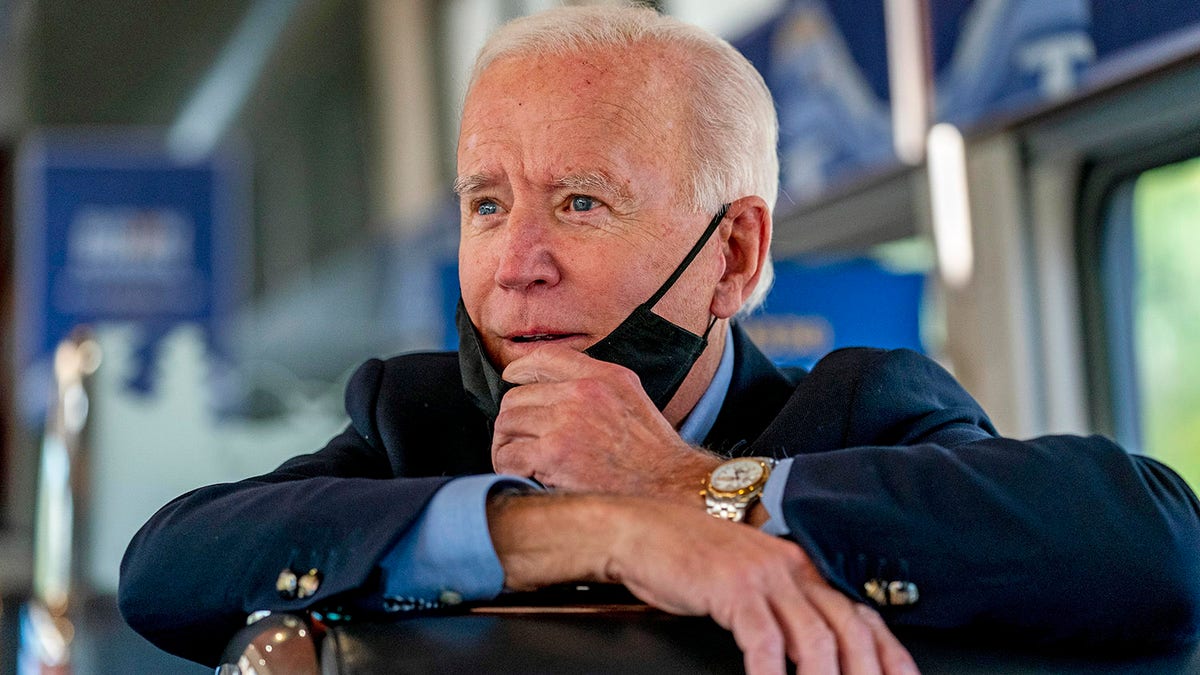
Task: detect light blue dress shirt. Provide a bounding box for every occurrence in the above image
[379,326,793,604]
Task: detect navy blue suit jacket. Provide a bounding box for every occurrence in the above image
[120,327,1200,665]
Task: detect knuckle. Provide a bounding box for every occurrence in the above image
[840,612,874,645]
[802,624,838,660]
[728,609,783,654]
[778,546,808,570]
[740,631,784,662]
[781,549,822,584]
[491,447,516,473]
[737,557,778,590]
[853,602,886,627]
[760,543,808,579]
[616,368,642,392]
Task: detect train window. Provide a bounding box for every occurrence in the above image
[1103,154,1200,488]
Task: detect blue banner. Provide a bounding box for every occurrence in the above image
[16,132,244,408]
[741,258,925,369]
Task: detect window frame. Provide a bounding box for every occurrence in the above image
[1076,132,1200,452]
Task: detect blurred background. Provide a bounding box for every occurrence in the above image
[0,0,1198,672]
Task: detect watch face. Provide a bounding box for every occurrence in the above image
[711,459,766,492]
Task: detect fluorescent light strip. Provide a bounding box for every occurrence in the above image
[884,0,930,165]
[927,122,974,288]
[167,0,300,161]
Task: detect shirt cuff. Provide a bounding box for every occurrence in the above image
[759,457,794,536]
[379,474,541,606]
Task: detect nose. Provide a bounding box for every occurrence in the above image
[494,209,561,291]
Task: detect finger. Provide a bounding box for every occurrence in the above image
[724,598,791,675]
[500,378,647,440]
[493,400,559,442]
[763,581,839,675]
[499,379,596,410]
[492,403,579,480]
[490,436,541,480]
[503,345,607,385]
[855,604,920,675]
[805,584,887,675]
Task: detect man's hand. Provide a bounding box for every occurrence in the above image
[488,493,918,675]
[493,345,720,498]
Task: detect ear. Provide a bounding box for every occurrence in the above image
[710,195,771,319]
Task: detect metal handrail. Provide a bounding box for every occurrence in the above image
[21,331,102,673]
[217,612,320,675]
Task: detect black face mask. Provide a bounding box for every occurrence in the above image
[458,204,730,420]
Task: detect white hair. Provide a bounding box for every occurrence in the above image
[468,3,777,312]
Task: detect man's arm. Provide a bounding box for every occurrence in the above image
[117,429,454,664]
[376,474,540,608]
[488,343,922,674]
[488,342,1200,651]
[486,491,918,675]
[760,348,1200,646]
[118,356,474,666]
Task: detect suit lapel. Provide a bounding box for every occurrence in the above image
[703,324,801,456]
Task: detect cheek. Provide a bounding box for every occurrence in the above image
[458,238,495,303]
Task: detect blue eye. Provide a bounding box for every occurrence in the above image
[570,195,596,212]
[476,200,499,216]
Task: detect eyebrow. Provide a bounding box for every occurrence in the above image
[452,173,493,196]
[552,171,636,209]
[453,170,637,209]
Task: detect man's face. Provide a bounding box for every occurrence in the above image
[457,46,725,369]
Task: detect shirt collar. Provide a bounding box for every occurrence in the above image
[678,324,735,445]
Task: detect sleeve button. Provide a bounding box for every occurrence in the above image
[276,569,299,599]
[297,569,322,599]
[887,580,919,606]
[863,578,888,606]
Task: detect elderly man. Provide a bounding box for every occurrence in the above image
[120,5,1200,674]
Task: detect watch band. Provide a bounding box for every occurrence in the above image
[704,495,755,522]
[702,457,775,523]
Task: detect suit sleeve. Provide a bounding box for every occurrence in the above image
[118,359,453,666]
[758,348,1200,647]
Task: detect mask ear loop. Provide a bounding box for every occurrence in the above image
[643,203,731,311]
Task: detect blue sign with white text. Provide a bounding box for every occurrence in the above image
[16,133,243,409]
[741,258,925,370]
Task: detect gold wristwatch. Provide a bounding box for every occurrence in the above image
[701,457,775,522]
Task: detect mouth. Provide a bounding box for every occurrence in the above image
[508,333,582,343]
